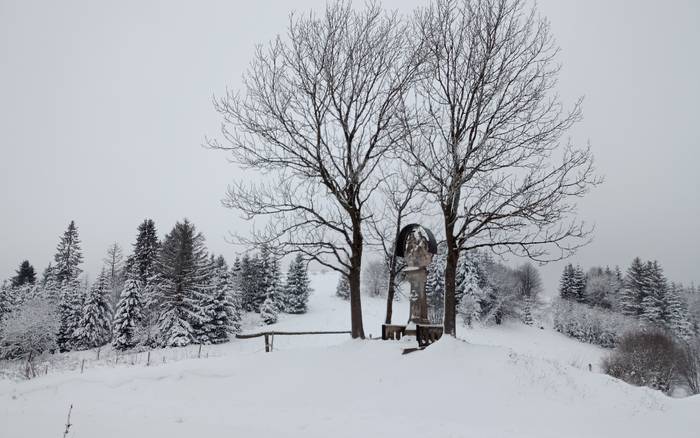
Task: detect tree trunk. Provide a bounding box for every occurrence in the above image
[443,221,458,337]
[349,223,365,339]
[384,256,398,324]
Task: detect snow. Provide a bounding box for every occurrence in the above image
[1,271,698,438]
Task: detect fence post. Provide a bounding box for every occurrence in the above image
[198,344,202,359]
[80,359,85,374]
[96,348,100,360]
[264,334,270,353]
[147,351,151,367]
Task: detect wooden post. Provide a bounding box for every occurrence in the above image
[80,359,85,374]
[198,344,202,359]
[45,365,48,375]
[264,334,270,353]
[97,348,101,360]
[147,351,151,367]
[270,333,274,352]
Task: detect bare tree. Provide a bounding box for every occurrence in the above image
[207,2,419,338]
[103,243,124,307]
[367,165,428,324]
[515,262,543,299]
[405,0,601,335]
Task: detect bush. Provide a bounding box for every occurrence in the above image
[602,329,681,393]
[0,296,58,360]
[676,337,700,395]
[552,298,635,348]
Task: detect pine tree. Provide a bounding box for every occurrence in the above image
[572,265,587,303]
[426,252,446,324]
[283,254,312,314]
[665,283,692,339]
[203,266,242,343]
[155,219,210,347]
[621,258,647,316]
[75,270,113,349]
[457,254,484,327]
[640,261,667,326]
[0,282,11,329]
[112,273,142,351]
[11,261,36,287]
[260,294,278,324]
[54,221,83,284]
[131,219,160,284]
[56,279,83,352]
[559,264,576,300]
[336,274,350,300]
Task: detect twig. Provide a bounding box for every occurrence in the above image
[62,404,73,438]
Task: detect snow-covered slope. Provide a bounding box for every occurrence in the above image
[1,272,697,438]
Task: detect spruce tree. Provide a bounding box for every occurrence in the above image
[155,219,210,347]
[559,264,576,300]
[11,261,36,287]
[260,294,278,324]
[56,279,83,352]
[665,283,692,339]
[457,254,484,327]
[336,274,350,300]
[572,265,587,303]
[75,270,113,349]
[621,257,647,316]
[203,265,242,343]
[54,221,83,284]
[426,252,446,323]
[283,254,312,314]
[131,219,160,284]
[112,273,142,350]
[522,296,534,326]
[640,261,667,325]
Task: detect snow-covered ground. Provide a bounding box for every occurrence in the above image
[1,271,698,438]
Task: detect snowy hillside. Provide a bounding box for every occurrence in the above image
[1,272,698,438]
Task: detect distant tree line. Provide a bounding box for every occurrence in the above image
[0,219,311,361]
[553,258,699,395]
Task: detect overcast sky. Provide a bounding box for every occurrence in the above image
[1,0,698,294]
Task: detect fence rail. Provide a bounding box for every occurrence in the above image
[235,330,351,352]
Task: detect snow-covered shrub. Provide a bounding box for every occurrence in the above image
[0,296,58,360]
[676,337,700,395]
[552,298,636,348]
[602,329,681,393]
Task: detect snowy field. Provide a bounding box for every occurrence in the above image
[1,271,698,438]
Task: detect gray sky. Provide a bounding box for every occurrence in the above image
[1,0,698,294]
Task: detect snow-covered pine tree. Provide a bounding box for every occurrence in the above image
[426,251,446,324]
[203,265,242,343]
[111,272,142,351]
[283,254,312,314]
[665,283,692,339]
[130,219,160,284]
[336,274,350,300]
[11,261,36,287]
[621,257,648,316]
[54,221,84,284]
[559,264,576,300]
[0,282,11,330]
[640,261,667,326]
[266,254,284,312]
[572,265,587,303]
[457,253,484,327]
[56,279,83,352]
[155,219,210,347]
[74,269,113,349]
[260,293,278,325]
